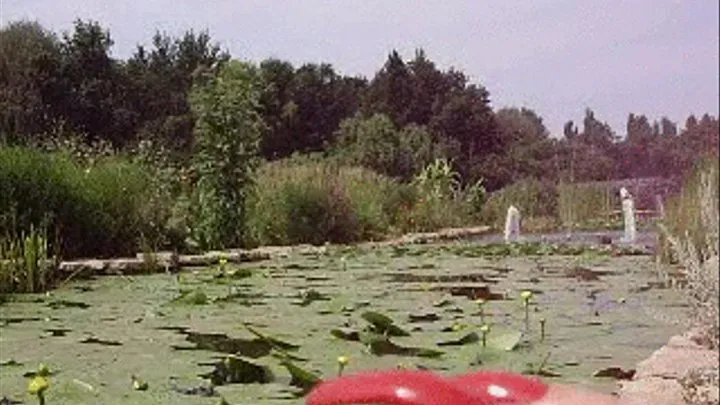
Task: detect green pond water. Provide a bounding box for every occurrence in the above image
[0,242,686,404]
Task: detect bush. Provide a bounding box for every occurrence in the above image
[0,146,153,259]
[246,159,395,246]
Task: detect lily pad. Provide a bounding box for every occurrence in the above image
[361,311,411,337]
[330,328,360,341]
[487,331,523,351]
[244,325,300,352]
[200,355,274,385]
[360,332,444,358]
[408,312,441,323]
[280,360,322,392]
[437,332,480,346]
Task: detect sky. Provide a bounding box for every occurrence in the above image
[2,0,718,136]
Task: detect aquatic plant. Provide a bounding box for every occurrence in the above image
[27,364,51,405]
[480,324,490,348]
[521,290,533,331]
[0,223,56,294]
[336,356,349,376]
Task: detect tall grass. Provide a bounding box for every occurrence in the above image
[558,181,614,231]
[245,158,476,246]
[246,159,396,246]
[0,224,56,294]
[659,158,719,349]
[479,179,559,232]
[1,146,154,259]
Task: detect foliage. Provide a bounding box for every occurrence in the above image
[557,182,613,230]
[0,146,153,259]
[658,158,719,349]
[0,223,56,294]
[188,60,263,250]
[333,113,440,180]
[246,158,395,246]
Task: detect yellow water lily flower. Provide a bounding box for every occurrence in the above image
[479,324,490,333]
[337,356,350,366]
[28,376,49,395]
[520,290,533,300]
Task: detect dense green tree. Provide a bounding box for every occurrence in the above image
[0,20,62,140]
[128,30,229,152]
[362,50,414,127]
[494,107,557,182]
[333,113,440,179]
[53,19,134,145]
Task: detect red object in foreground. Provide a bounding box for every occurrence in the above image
[306,369,549,405]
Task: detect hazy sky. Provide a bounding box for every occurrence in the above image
[2,0,718,136]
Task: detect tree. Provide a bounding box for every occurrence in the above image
[258,58,296,158]
[0,20,62,140]
[128,29,229,152]
[333,113,440,180]
[52,19,135,145]
[495,107,556,182]
[188,60,263,250]
[362,50,414,127]
[429,84,499,182]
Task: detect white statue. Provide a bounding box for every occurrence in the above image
[504,205,521,243]
[655,194,665,218]
[619,187,636,243]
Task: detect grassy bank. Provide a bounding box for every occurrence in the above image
[1,147,478,292]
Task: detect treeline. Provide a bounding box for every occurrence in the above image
[1,19,718,190]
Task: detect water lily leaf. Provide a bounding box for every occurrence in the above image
[408,312,440,323]
[244,325,300,351]
[280,360,322,392]
[487,331,523,351]
[170,289,208,305]
[433,299,453,307]
[361,332,443,358]
[437,332,480,346]
[361,311,411,336]
[200,355,274,385]
[330,328,360,341]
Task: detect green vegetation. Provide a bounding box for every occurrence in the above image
[188,61,263,250]
[658,158,719,349]
[0,245,686,403]
[0,147,154,259]
[0,18,718,294]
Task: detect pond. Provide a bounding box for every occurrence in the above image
[0,239,686,405]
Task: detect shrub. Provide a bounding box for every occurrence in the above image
[246,159,395,246]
